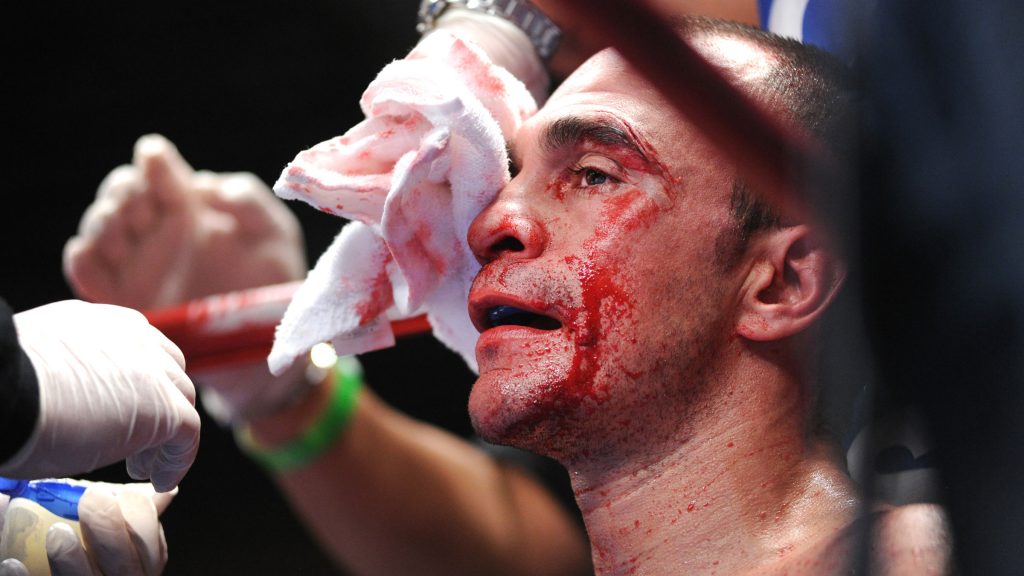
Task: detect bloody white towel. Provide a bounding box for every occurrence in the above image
[267,31,536,375]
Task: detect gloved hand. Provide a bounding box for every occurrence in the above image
[0,480,174,576]
[0,301,200,492]
[63,133,306,310]
[61,134,310,426]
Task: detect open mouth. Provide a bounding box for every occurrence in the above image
[484,305,562,331]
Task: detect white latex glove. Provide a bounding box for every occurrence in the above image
[63,133,306,310]
[0,480,173,576]
[0,301,200,492]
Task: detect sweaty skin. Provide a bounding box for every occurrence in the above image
[468,48,744,468]
[466,34,950,576]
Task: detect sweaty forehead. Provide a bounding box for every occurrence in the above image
[552,34,771,103]
[524,50,682,159]
[547,48,657,108]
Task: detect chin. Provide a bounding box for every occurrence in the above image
[468,371,585,463]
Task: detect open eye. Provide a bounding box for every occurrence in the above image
[569,155,624,191]
[583,168,610,186]
[571,163,621,189]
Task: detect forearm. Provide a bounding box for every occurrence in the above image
[248,380,590,576]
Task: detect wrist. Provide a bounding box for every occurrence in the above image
[418,0,562,62]
[434,9,550,102]
[235,355,364,472]
[245,367,333,446]
[198,357,323,427]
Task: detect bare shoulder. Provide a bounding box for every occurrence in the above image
[870,503,953,576]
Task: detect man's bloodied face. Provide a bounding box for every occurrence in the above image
[466,44,763,462]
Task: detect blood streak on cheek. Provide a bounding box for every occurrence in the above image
[546,172,572,202]
[566,256,624,400]
[558,188,658,402]
[601,188,659,233]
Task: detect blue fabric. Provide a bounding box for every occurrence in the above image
[758,0,865,62]
[757,0,772,30]
[802,0,853,59]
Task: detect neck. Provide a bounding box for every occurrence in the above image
[566,359,860,575]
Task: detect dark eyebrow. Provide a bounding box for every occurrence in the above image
[541,115,650,161]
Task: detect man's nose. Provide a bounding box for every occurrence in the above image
[468,183,548,265]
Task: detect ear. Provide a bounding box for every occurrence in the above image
[735,225,845,341]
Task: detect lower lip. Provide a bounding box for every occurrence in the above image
[476,324,565,369]
[477,323,561,347]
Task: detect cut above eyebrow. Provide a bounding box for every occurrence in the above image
[541,116,650,161]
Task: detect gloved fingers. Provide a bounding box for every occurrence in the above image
[125,369,200,491]
[125,446,160,485]
[116,491,166,575]
[147,323,189,378]
[56,481,176,515]
[147,487,176,516]
[0,492,9,532]
[133,134,194,210]
[112,485,176,516]
[0,559,30,576]
[46,522,95,576]
[161,342,193,401]
[78,488,145,576]
[146,401,201,493]
[113,304,188,375]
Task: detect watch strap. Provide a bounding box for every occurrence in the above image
[418,0,562,61]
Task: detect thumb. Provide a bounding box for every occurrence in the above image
[134,134,194,208]
[0,559,30,576]
[45,523,93,576]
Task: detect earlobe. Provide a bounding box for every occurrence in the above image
[735,225,844,341]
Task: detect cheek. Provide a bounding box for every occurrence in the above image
[560,188,665,393]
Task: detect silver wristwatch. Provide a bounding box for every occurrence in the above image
[417,0,562,62]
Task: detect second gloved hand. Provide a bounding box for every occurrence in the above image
[0,479,174,576]
[0,301,201,492]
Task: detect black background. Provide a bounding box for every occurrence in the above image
[2,1,486,573]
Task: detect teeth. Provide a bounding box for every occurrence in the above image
[486,305,561,330]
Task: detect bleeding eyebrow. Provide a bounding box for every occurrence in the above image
[541,116,650,161]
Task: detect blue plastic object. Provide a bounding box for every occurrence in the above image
[0,477,86,521]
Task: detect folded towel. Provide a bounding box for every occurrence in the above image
[268,30,537,376]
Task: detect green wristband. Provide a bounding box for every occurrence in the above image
[236,356,363,472]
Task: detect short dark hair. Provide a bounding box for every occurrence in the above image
[675,17,854,240]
